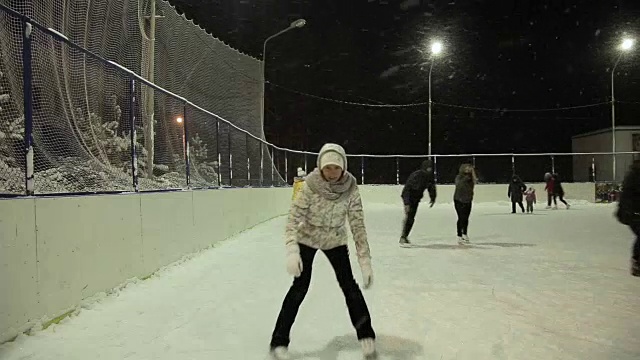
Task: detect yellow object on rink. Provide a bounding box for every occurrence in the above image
[292,178,305,200]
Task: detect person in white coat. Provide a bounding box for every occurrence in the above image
[269,143,376,359]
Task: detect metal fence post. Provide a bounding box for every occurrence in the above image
[285,151,288,185]
[361,156,365,184]
[182,103,190,188]
[22,20,34,196]
[511,154,516,174]
[216,119,222,187]
[434,156,438,183]
[304,153,307,174]
[228,126,232,186]
[129,78,138,191]
[271,147,275,186]
[260,142,264,187]
[551,155,556,174]
[246,133,250,187]
[396,157,399,185]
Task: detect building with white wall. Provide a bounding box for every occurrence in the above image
[571,126,640,183]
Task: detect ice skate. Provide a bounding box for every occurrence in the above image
[631,259,640,277]
[566,204,571,210]
[457,235,469,245]
[270,346,290,360]
[360,338,377,359]
[399,236,411,247]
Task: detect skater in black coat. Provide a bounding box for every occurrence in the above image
[399,159,437,245]
[551,173,570,209]
[616,160,640,276]
[507,175,526,213]
[453,163,476,244]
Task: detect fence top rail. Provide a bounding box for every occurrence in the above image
[341,151,640,159]
[2,4,638,160]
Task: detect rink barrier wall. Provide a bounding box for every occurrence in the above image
[0,182,596,343]
[0,187,293,344]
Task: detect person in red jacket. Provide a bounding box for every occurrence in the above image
[544,172,555,209]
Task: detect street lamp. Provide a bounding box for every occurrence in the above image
[611,37,634,182]
[176,116,185,157]
[428,40,443,157]
[260,19,307,129]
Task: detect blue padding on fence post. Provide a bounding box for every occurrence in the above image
[183,103,191,188]
[22,20,34,196]
[129,78,139,192]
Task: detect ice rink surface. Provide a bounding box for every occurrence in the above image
[2,201,639,360]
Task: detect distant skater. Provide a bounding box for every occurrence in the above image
[551,173,570,209]
[399,159,437,246]
[508,174,526,213]
[524,187,537,213]
[453,163,476,245]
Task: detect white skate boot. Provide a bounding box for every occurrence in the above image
[360,338,377,359]
[270,346,290,360]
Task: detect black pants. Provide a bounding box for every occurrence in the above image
[511,200,524,213]
[556,195,568,206]
[526,201,534,213]
[454,200,472,237]
[270,243,375,348]
[548,194,568,206]
[547,193,555,206]
[401,200,419,238]
[631,223,640,261]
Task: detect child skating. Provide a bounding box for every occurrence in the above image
[524,187,537,213]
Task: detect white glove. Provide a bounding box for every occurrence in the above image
[286,252,303,278]
[360,261,373,289]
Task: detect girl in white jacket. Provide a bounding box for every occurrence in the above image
[269,143,376,359]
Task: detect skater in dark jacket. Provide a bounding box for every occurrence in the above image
[508,175,526,213]
[544,172,556,208]
[616,160,640,276]
[551,173,570,209]
[399,159,437,246]
[453,163,476,244]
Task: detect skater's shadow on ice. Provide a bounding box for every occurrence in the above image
[481,212,548,216]
[292,334,423,359]
[408,243,487,250]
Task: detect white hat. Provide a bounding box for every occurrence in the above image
[319,151,344,170]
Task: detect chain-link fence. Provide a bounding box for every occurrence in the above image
[1,3,638,197]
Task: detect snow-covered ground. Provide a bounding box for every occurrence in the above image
[1,201,639,360]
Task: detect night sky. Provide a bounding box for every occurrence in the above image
[166,0,640,159]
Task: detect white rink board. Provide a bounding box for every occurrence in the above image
[0,182,597,344]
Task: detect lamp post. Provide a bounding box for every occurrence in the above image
[176,116,185,156]
[260,19,306,130]
[428,40,443,157]
[611,37,634,182]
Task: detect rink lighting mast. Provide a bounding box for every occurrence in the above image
[260,19,306,129]
[611,37,634,182]
[428,40,443,157]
